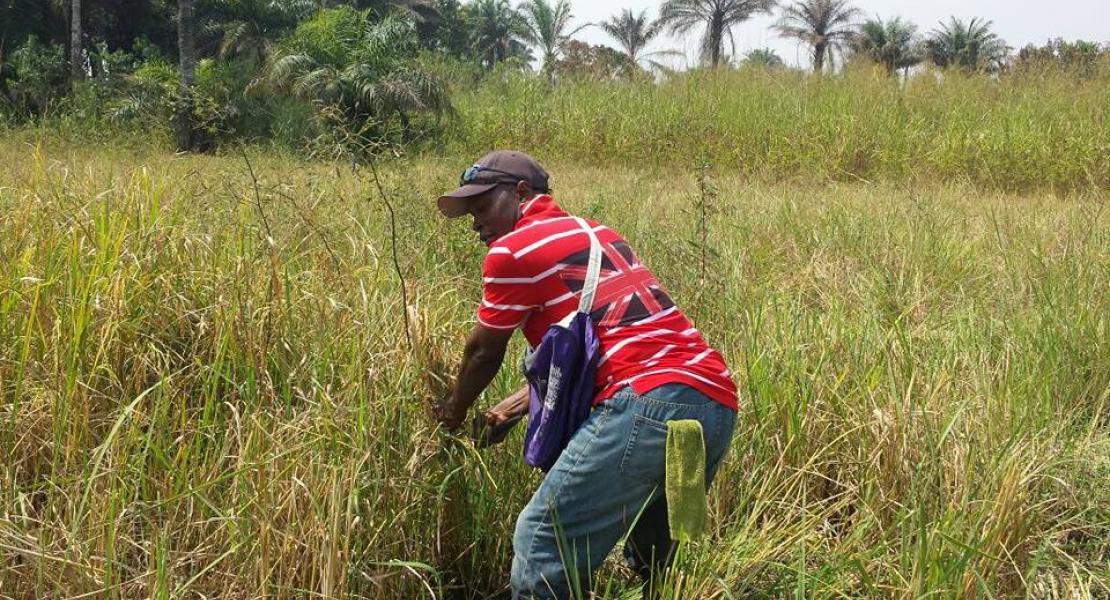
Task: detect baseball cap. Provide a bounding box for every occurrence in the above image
[437,150,550,218]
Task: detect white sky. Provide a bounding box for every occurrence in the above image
[565,0,1110,69]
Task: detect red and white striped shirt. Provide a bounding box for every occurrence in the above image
[478,195,737,409]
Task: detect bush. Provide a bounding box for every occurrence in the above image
[269,8,453,158]
[1,37,69,119]
[1010,39,1110,79]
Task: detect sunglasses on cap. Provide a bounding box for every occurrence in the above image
[459,164,526,186]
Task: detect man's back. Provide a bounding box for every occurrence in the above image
[478,194,737,409]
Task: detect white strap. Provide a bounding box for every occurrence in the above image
[575,217,602,314]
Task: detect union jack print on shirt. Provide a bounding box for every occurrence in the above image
[556,240,674,328]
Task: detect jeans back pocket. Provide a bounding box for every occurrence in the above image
[618,414,670,482]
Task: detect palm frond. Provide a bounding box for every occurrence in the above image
[658,0,775,67]
[775,0,861,71]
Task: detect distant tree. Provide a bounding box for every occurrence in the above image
[599,9,659,66]
[741,47,784,68]
[1,37,69,116]
[0,0,65,55]
[852,16,921,76]
[323,0,441,23]
[925,17,1009,73]
[775,0,860,73]
[208,0,316,68]
[657,0,775,68]
[175,0,199,151]
[467,0,531,68]
[86,0,177,57]
[269,9,450,148]
[416,0,470,56]
[553,39,633,80]
[1012,38,1107,78]
[518,0,587,80]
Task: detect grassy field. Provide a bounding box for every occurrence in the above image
[448,67,1110,194]
[0,134,1107,599]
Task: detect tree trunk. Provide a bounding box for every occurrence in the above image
[544,48,555,84]
[70,0,82,80]
[709,14,723,67]
[813,42,826,73]
[175,0,197,151]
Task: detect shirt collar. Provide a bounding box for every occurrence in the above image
[516,194,565,229]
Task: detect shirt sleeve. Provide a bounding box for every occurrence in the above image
[477,250,537,330]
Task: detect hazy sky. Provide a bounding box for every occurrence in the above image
[568,0,1109,68]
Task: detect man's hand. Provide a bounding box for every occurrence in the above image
[469,386,529,446]
[434,394,468,431]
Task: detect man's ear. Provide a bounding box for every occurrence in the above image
[516,180,534,200]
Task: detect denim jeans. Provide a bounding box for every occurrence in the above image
[510,383,737,600]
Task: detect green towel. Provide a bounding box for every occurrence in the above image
[665,419,708,541]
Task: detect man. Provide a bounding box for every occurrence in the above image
[434,150,737,599]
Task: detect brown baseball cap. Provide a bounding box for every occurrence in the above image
[437,150,550,218]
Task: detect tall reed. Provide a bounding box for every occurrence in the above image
[0,140,1106,598]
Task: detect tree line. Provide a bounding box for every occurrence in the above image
[1,0,1106,153]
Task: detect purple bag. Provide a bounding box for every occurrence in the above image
[522,218,602,471]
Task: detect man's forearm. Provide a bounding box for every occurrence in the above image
[450,338,506,414]
[435,324,513,429]
[500,386,530,416]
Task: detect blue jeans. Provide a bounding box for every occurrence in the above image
[510,384,737,599]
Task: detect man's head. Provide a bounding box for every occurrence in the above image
[437,150,550,245]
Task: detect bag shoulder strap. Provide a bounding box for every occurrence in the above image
[575,217,602,314]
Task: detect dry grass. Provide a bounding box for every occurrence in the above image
[0,136,1107,599]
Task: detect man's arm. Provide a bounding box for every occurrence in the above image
[435,324,514,430]
[486,386,530,425]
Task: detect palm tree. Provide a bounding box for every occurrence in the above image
[852,16,921,76]
[775,0,859,73]
[468,0,531,68]
[657,0,775,68]
[70,0,81,79]
[599,9,660,67]
[337,0,442,23]
[270,14,450,140]
[518,0,587,79]
[212,0,317,67]
[741,47,784,68]
[175,0,198,151]
[925,17,1009,73]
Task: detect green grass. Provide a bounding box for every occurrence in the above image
[0,136,1107,598]
[446,66,1110,193]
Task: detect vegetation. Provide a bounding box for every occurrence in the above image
[774,0,860,73]
[657,0,776,68]
[518,0,587,80]
[1,0,1108,175]
[599,8,667,70]
[740,48,784,68]
[268,9,452,156]
[1011,38,1108,78]
[850,16,922,77]
[0,136,1106,597]
[466,0,532,68]
[450,67,1109,192]
[0,1,1108,597]
[925,17,1010,74]
[553,40,636,82]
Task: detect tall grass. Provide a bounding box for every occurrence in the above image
[0,138,1107,598]
[447,66,1110,193]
